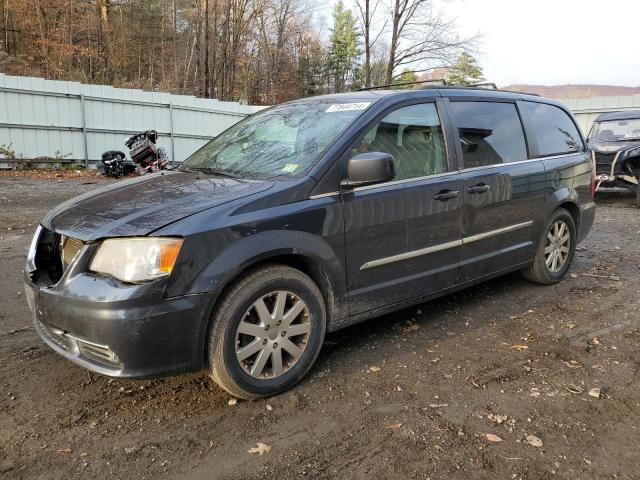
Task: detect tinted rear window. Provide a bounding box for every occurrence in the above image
[520,102,583,157]
[449,101,528,168]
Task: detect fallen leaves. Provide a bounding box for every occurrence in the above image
[386,422,403,430]
[487,413,508,425]
[563,360,583,369]
[526,435,543,448]
[402,321,420,334]
[247,443,272,455]
[0,168,105,180]
[485,433,503,443]
[57,448,73,454]
[565,384,583,394]
[579,273,620,282]
[502,343,529,351]
[510,345,529,351]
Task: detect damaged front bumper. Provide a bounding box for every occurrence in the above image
[25,273,211,378]
[24,226,213,378]
[593,151,639,192]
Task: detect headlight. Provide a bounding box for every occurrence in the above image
[90,237,183,283]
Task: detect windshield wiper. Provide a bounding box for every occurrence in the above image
[188,166,240,179]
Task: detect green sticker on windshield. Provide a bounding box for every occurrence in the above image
[282,163,299,173]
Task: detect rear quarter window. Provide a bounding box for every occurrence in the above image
[520,102,584,157]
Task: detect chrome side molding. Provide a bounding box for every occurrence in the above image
[361,221,534,270]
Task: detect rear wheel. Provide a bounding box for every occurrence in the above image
[522,208,576,285]
[208,265,326,399]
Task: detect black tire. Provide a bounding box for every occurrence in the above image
[521,208,577,285]
[207,264,326,399]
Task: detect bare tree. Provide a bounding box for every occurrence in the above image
[385,0,476,84]
[354,0,386,87]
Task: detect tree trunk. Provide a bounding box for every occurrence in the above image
[98,0,113,81]
[386,0,401,85]
[363,0,370,87]
[203,0,210,98]
[1,0,6,53]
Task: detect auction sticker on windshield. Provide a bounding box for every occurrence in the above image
[281,163,300,173]
[326,103,371,113]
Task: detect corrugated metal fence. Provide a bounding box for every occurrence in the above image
[0,73,263,166]
[2,73,640,166]
[562,95,640,136]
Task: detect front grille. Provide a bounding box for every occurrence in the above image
[594,152,616,173]
[60,236,84,268]
[33,228,85,285]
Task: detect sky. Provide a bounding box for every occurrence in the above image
[330,0,640,87]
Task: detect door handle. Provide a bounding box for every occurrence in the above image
[433,190,459,201]
[466,183,490,194]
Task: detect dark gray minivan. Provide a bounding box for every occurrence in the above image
[25,87,596,398]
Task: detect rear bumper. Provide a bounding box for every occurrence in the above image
[25,273,212,378]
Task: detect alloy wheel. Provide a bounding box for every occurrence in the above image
[235,291,311,379]
[544,220,571,273]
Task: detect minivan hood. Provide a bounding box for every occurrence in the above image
[589,140,640,154]
[42,171,274,241]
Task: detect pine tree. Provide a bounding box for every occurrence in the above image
[327,1,361,93]
[446,53,485,86]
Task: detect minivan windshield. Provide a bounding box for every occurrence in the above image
[180,100,373,179]
[590,119,640,142]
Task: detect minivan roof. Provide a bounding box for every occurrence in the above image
[296,88,549,104]
[594,110,640,122]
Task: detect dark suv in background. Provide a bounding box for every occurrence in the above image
[588,110,640,207]
[25,87,595,398]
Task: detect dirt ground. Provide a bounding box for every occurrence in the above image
[0,176,639,480]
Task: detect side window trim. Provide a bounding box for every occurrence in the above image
[338,99,452,190]
[444,98,529,170]
[514,101,533,160]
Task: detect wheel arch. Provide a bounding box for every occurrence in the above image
[192,231,348,367]
[557,200,581,232]
[545,188,581,233]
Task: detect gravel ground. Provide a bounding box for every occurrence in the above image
[0,177,639,480]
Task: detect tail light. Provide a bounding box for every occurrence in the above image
[590,151,596,197]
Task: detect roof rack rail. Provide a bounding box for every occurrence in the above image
[356,79,541,96]
[357,79,447,91]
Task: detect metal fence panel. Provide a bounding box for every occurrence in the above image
[562,94,640,135]
[6,72,640,166]
[0,73,262,165]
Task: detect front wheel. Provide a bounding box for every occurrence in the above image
[522,208,576,285]
[207,265,326,399]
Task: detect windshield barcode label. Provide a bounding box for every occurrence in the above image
[326,103,371,113]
